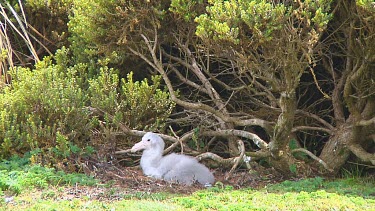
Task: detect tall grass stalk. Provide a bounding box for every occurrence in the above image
[0,1,51,81]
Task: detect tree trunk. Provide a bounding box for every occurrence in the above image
[319,123,353,174]
[267,90,299,176]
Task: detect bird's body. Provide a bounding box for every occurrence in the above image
[131,132,215,185]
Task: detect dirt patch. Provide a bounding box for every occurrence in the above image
[73,160,286,199]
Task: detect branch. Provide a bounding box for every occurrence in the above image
[225,139,246,180]
[292,126,333,135]
[166,64,210,95]
[347,144,375,166]
[291,148,334,172]
[130,34,274,132]
[234,118,274,133]
[356,117,375,127]
[296,110,334,130]
[196,152,236,167]
[201,129,268,149]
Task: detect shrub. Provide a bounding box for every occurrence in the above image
[0,46,175,164]
[0,53,92,159]
[89,70,175,131]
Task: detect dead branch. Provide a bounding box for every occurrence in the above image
[296,110,334,130]
[291,148,333,172]
[292,126,333,134]
[225,139,246,180]
[356,117,375,127]
[130,33,273,133]
[348,144,375,166]
[196,152,236,167]
[201,129,268,149]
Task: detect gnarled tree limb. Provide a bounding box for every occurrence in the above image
[347,144,375,166]
[225,139,246,180]
[291,148,333,172]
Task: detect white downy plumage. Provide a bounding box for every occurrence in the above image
[131,132,215,186]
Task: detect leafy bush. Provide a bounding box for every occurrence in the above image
[67,0,169,70]
[0,44,175,164]
[0,51,93,159]
[89,70,175,131]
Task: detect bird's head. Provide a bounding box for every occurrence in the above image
[131,132,165,153]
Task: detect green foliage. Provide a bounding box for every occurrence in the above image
[267,177,325,193]
[357,0,375,9]
[25,0,74,11]
[0,44,174,164]
[0,155,97,195]
[0,55,93,159]
[173,177,375,210]
[2,176,375,210]
[170,0,205,21]
[68,0,168,66]
[174,187,375,210]
[194,0,332,45]
[267,177,375,199]
[122,191,172,201]
[89,69,175,131]
[289,139,309,161]
[289,163,297,175]
[195,0,287,44]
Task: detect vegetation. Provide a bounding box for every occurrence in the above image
[1,0,374,187]
[1,170,374,210]
[62,0,375,176]
[0,154,97,195]
[0,46,174,166]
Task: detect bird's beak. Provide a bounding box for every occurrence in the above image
[131,141,147,152]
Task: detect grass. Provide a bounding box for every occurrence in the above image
[3,195,184,211]
[2,176,374,211]
[1,156,374,210]
[175,186,375,210]
[0,154,98,195]
[172,177,375,210]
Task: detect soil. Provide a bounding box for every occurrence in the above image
[3,158,286,204]
[59,160,286,201]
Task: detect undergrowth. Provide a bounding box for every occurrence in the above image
[1,169,375,211]
[266,176,375,198]
[0,154,97,195]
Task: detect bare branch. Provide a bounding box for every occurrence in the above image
[296,110,334,130]
[291,148,334,172]
[348,144,375,166]
[131,33,275,133]
[166,64,210,95]
[225,139,246,180]
[201,129,268,149]
[292,126,333,135]
[356,117,375,127]
[196,152,236,167]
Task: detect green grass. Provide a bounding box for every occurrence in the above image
[266,176,375,198]
[2,177,374,211]
[1,157,374,211]
[2,180,374,211]
[0,155,98,195]
[3,197,184,211]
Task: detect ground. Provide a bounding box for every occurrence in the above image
[42,164,284,203]
[68,160,286,200]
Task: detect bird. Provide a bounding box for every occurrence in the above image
[131,132,215,186]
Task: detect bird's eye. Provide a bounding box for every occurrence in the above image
[147,139,150,142]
